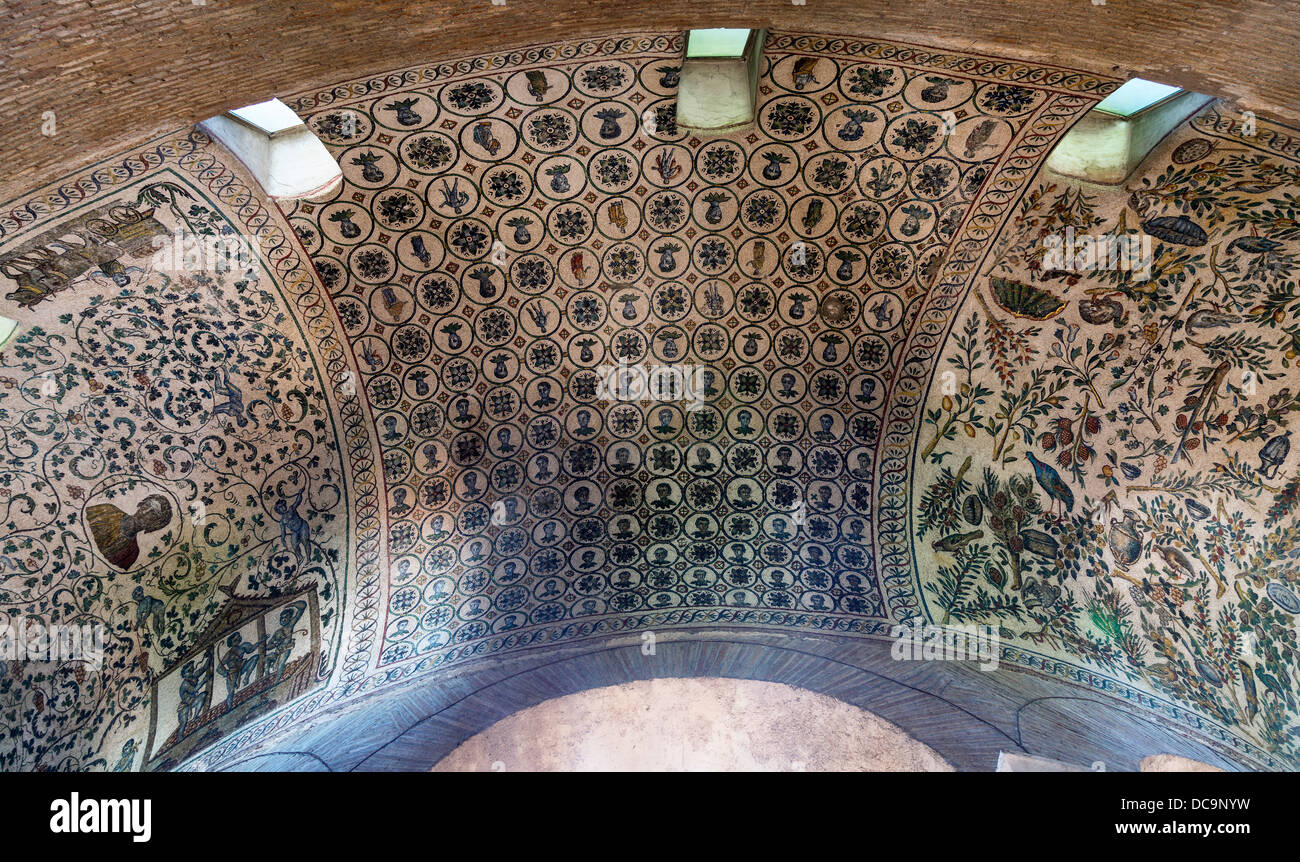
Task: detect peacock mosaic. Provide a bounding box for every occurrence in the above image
[2,30,1298,771]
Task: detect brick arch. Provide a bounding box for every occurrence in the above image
[216,635,1251,771]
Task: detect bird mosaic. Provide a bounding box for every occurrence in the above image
[2,31,1299,772]
[1025,452,1074,518]
[917,101,1300,766]
[0,133,352,771]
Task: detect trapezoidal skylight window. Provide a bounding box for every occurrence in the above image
[685,28,753,58]
[1045,78,1211,184]
[200,98,342,200]
[227,98,307,135]
[1093,78,1184,118]
[676,29,765,133]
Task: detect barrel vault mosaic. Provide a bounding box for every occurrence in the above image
[282,36,1110,672]
[2,30,1298,770]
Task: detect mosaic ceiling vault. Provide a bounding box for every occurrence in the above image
[1,31,1298,771]
[286,34,1091,661]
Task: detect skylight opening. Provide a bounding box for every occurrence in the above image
[228,98,305,135]
[677,27,765,132]
[1045,80,1211,185]
[685,28,752,59]
[201,98,341,199]
[1094,78,1183,118]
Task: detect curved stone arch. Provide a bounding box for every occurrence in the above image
[218,634,1251,772]
[432,677,956,771]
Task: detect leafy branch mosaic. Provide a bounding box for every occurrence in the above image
[0,143,368,771]
[2,30,1296,771]
[915,103,1300,766]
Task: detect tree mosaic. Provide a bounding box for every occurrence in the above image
[0,161,354,771]
[915,104,1300,767]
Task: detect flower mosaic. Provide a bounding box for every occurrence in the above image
[5,30,1297,772]
[915,104,1300,767]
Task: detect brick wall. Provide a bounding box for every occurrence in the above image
[1,0,1296,203]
